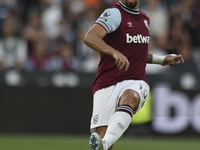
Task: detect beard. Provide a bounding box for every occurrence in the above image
[125,0,138,9]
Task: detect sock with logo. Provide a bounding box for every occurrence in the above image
[102,105,133,149]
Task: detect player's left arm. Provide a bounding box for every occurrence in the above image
[147,53,184,66]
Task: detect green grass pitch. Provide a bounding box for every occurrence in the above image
[0,134,199,150]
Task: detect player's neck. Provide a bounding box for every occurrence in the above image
[120,0,140,9]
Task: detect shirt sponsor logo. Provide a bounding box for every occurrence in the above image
[126,33,150,44]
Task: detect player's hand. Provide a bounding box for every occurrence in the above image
[112,51,130,71]
[162,54,184,66]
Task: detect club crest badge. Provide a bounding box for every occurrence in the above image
[144,20,150,30]
[93,114,99,124]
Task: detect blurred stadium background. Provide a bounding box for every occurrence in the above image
[0,0,200,149]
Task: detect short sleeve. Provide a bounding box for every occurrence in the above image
[95,8,121,34]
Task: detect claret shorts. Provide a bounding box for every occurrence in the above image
[90,80,150,132]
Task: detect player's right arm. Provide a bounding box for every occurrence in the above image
[83,24,115,57]
[83,20,130,71]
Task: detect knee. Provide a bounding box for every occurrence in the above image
[119,89,140,110]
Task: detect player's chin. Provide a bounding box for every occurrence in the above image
[127,3,137,8]
[126,0,137,8]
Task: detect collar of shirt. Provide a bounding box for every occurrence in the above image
[118,1,140,15]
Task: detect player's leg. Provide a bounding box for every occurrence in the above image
[89,80,149,150]
[96,126,113,150]
[90,126,113,150]
[96,126,107,138]
[119,89,140,110]
[101,89,140,149]
[89,86,116,150]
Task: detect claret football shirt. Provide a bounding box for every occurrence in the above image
[92,1,150,93]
